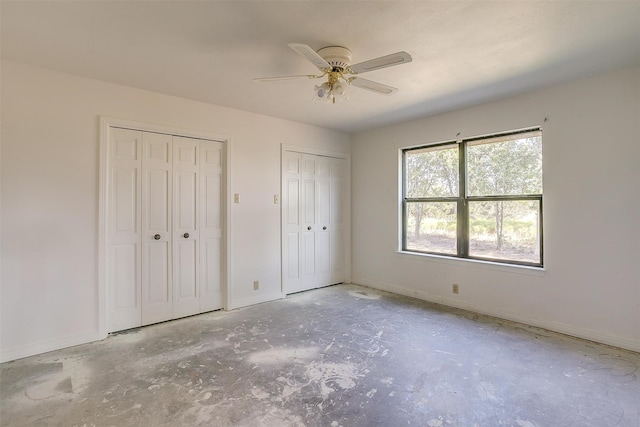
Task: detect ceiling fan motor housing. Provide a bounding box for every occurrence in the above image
[317,46,352,70]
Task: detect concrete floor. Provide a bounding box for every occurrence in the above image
[1,284,639,426]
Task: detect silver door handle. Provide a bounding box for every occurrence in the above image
[183,233,189,239]
[323,226,327,230]
[307,226,312,231]
[154,234,161,240]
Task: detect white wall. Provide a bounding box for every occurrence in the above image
[0,60,351,362]
[351,66,640,352]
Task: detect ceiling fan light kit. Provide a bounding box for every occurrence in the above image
[255,43,412,104]
[314,68,350,104]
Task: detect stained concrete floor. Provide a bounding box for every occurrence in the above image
[1,284,639,427]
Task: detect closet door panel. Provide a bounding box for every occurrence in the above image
[200,142,224,311]
[330,158,346,283]
[315,157,331,286]
[112,169,138,235]
[285,176,301,287]
[173,137,200,318]
[146,243,169,303]
[111,245,137,312]
[300,156,317,289]
[108,128,142,332]
[176,240,197,298]
[282,151,302,293]
[141,132,173,325]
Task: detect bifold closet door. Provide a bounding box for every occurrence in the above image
[108,128,224,332]
[171,137,224,318]
[305,155,331,289]
[282,151,345,294]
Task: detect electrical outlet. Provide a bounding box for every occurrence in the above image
[452,284,459,294]
[274,195,279,204]
[234,193,240,203]
[253,280,259,291]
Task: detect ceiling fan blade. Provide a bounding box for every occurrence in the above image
[254,74,321,82]
[349,51,412,74]
[348,77,398,95]
[288,43,332,70]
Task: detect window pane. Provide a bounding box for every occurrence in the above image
[405,202,457,254]
[467,133,542,196]
[468,200,541,264]
[405,144,458,198]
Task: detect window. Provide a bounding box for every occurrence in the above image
[402,128,543,267]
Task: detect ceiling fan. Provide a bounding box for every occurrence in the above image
[254,43,412,103]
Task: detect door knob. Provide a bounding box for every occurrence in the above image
[323,226,327,230]
[183,233,190,239]
[154,234,161,240]
[307,226,312,231]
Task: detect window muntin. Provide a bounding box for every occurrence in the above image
[402,129,543,267]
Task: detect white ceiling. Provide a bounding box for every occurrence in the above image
[2,1,639,133]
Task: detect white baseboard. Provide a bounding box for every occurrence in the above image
[354,279,640,354]
[1,331,102,363]
[228,291,285,311]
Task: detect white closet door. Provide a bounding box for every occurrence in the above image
[199,141,224,311]
[282,150,345,294]
[141,132,173,325]
[108,128,142,331]
[107,126,225,332]
[172,136,200,318]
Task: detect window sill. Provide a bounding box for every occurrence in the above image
[397,250,546,276]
